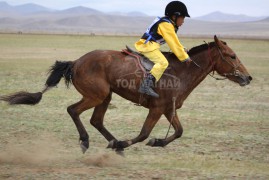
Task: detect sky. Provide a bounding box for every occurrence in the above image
[4,0,269,17]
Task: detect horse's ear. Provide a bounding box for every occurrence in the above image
[214,35,220,46]
[214,35,224,48]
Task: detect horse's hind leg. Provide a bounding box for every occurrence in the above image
[90,92,117,142]
[67,97,100,153]
[147,111,183,147]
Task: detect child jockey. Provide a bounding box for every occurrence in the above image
[135,1,192,98]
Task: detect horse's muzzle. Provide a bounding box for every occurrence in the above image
[240,75,252,86]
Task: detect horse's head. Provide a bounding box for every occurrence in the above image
[213,35,252,86]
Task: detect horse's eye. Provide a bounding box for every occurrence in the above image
[231,54,236,60]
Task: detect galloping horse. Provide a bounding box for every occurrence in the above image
[1,36,252,154]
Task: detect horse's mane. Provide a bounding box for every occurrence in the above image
[162,42,215,62]
[188,42,215,56]
[188,40,227,56]
[163,40,227,60]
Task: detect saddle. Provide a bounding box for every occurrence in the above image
[122,46,154,72]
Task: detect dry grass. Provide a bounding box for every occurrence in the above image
[0,34,268,179]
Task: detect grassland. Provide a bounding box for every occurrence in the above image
[0,33,268,179]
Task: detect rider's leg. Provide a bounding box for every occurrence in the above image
[139,49,168,98]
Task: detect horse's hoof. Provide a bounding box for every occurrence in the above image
[116,149,125,157]
[80,143,88,154]
[146,138,156,146]
[146,139,166,147]
[107,139,117,149]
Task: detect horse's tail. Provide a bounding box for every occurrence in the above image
[0,61,73,105]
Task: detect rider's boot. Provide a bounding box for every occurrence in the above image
[138,73,159,98]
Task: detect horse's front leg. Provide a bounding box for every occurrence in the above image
[107,108,163,151]
[147,111,183,147]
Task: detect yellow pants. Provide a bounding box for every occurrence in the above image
[141,49,168,82]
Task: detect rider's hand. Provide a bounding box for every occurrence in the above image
[184,47,189,53]
[185,58,192,66]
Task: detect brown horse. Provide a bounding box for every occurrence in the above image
[0,36,252,154]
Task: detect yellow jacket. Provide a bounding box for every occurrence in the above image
[135,21,189,62]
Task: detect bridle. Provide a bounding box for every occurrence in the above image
[215,44,243,78]
[193,42,243,81]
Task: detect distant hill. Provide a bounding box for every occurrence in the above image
[259,17,269,22]
[180,19,269,39]
[0,1,52,14]
[14,3,52,13]
[109,11,148,17]
[0,1,268,39]
[0,1,11,10]
[195,11,266,22]
[58,6,103,15]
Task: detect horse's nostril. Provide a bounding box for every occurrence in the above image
[249,76,253,81]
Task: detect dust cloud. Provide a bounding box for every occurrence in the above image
[0,132,124,168]
[0,133,70,166]
[81,152,124,167]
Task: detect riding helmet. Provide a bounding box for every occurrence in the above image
[165,1,190,17]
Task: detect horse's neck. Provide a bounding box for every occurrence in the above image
[190,51,213,80]
[173,50,213,96]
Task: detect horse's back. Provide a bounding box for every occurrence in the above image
[71,50,138,98]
